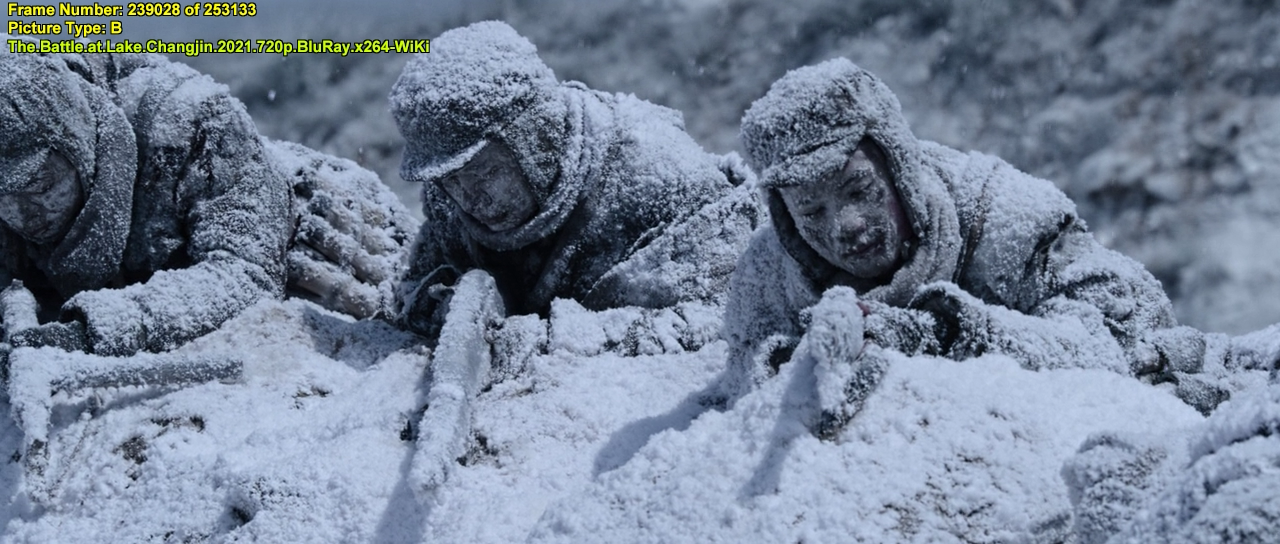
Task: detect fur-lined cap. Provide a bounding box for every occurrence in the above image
[741,58,908,191]
[740,59,962,306]
[389,21,558,184]
[0,52,96,195]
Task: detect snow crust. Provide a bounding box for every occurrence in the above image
[0,300,428,542]
[0,303,1210,541]
[528,353,1201,543]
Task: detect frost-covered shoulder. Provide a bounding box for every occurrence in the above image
[267,139,412,220]
[609,92,686,131]
[969,150,1077,227]
[112,56,231,132]
[957,149,1085,305]
[584,183,765,309]
[917,140,969,173]
[603,94,727,204]
[110,52,193,83]
[609,96,705,166]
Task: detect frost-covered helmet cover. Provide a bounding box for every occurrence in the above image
[0,50,138,296]
[0,52,97,195]
[741,59,961,306]
[389,21,565,192]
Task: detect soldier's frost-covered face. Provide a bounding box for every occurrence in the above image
[779,140,914,280]
[0,151,85,244]
[438,140,537,232]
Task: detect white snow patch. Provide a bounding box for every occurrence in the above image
[0,299,429,542]
[528,352,1202,542]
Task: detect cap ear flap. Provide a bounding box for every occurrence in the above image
[856,137,891,172]
[44,81,136,298]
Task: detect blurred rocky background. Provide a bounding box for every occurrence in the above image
[137,0,1279,334]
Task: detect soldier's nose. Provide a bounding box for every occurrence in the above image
[834,206,866,237]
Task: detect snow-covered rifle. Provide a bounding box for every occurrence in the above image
[409,269,504,498]
[2,281,242,503]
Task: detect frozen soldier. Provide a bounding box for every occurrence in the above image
[0,49,414,359]
[389,21,762,348]
[722,58,1275,430]
[388,21,764,496]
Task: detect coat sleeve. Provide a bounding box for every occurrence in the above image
[718,228,814,401]
[582,181,766,310]
[63,91,291,356]
[920,156,1185,375]
[393,185,474,339]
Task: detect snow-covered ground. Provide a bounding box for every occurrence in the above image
[0,299,1208,542]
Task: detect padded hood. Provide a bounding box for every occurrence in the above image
[0,52,136,298]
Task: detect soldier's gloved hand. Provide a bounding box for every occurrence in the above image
[801,287,889,440]
[801,286,866,367]
[1132,327,1225,415]
[398,267,460,346]
[909,282,981,356]
[1061,432,1170,544]
[288,165,416,319]
[1228,323,1280,377]
[860,300,942,356]
[10,320,89,353]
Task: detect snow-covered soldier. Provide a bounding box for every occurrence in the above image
[389,21,762,349]
[722,59,1273,434]
[0,50,413,360]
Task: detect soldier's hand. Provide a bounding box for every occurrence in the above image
[400,282,455,346]
[908,283,970,353]
[288,250,388,319]
[288,165,416,319]
[10,320,89,353]
[802,286,867,365]
[860,300,942,356]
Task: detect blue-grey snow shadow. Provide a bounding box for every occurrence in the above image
[298,303,432,542]
[738,354,820,499]
[592,357,820,493]
[371,434,432,544]
[0,398,28,528]
[300,305,419,371]
[592,382,723,476]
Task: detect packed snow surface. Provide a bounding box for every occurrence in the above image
[0,298,1206,541]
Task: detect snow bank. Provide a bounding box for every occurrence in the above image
[423,342,728,543]
[0,299,429,542]
[528,352,1202,543]
[0,299,1223,542]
